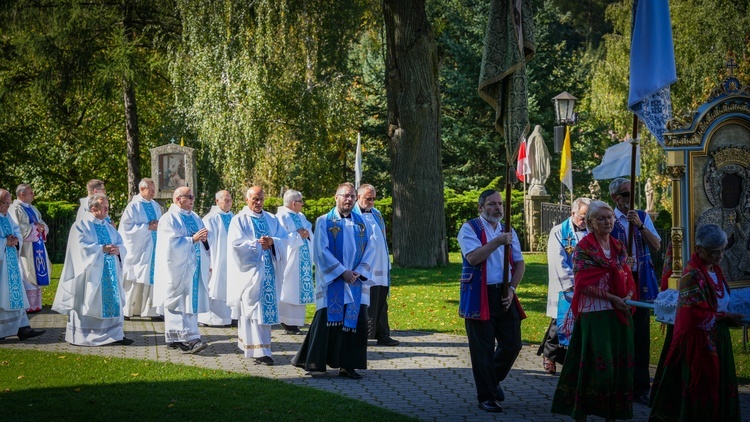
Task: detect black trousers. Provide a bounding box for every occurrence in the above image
[464,284,522,403]
[537,318,567,364]
[367,285,391,340]
[633,272,652,396]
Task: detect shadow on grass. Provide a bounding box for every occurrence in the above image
[0,349,415,422]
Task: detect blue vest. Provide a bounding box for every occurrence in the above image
[611,210,658,301]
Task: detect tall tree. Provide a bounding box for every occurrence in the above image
[383,0,447,267]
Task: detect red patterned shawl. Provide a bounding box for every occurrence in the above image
[571,233,636,324]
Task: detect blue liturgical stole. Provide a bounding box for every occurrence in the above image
[251,215,279,325]
[289,213,314,304]
[20,205,50,286]
[0,216,25,310]
[179,213,201,313]
[92,222,121,318]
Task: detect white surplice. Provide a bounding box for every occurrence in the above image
[275,206,315,326]
[198,205,235,326]
[52,214,127,346]
[118,194,163,317]
[153,204,210,343]
[226,207,290,358]
[0,213,31,338]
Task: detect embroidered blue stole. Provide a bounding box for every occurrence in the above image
[92,222,121,318]
[0,216,25,310]
[178,213,201,313]
[220,212,232,232]
[325,209,367,331]
[289,213,314,304]
[250,215,279,325]
[557,217,579,269]
[611,210,658,301]
[20,205,50,286]
[143,202,158,285]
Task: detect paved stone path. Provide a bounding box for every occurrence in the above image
[3,310,750,421]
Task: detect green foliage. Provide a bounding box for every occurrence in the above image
[654,209,672,230]
[34,201,77,220]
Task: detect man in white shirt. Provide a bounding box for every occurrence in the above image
[199,190,236,327]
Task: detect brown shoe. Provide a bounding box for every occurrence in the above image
[543,357,556,375]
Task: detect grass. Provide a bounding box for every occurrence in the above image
[0,348,414,421]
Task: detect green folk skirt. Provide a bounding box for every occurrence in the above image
[551,309,634,420]
[648,320,740,421]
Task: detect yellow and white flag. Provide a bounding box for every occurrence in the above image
[559,126,572,194]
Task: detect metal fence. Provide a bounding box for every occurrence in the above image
[541,202,571,234]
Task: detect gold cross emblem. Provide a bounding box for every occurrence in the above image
[329,219,341,240]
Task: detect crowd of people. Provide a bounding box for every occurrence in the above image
[0,179,398,377]
[0,176,744,420]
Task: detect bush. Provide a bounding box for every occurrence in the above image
[654,209,672,230]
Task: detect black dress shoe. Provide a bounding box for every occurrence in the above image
[376,336,400,346]
[338,368,362,380]
[150,316,164,322]
[280,323,302,334]
[114,337,134,345]
[254,356,274,366]
[478,400,503,413]
[17,327,45,341]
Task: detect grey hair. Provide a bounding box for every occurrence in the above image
[695,224,728,250]
[478,189,499,208]
[88,193,108,210]
[283,189,302,206]
[215,190,230,200]
[139,178,155,189]
[15,183,31,198]
[358,184,375,196]
[608,177,630,196]
[571,197,592,213]
[585,200,614,224]
[87,179,105,194]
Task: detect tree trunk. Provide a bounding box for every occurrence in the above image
[383,0,447,267]
[123,1,140,198]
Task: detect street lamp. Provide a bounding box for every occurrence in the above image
[553,91,578,207]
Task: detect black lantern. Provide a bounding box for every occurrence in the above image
[553,91,578,126]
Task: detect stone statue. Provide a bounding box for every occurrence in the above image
[645,178,655,212]
[588,179,601,200]
[526,125,551,196]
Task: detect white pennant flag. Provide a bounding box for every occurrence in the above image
[355,132,362,189]
[592,141,641,180]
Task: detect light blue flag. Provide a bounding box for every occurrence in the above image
[628,0,677,147]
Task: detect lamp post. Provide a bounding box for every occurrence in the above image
[553,91,578,206]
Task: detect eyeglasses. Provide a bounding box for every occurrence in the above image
[593,215,614,222]
[337,194,356,199]
[617,191,630,198]
[363,197,376,201]
[0,200,11,206]
[179,194,194,200]
[702,247,725,257]
[294,200,305,204]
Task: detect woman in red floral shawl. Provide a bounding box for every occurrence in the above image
[552,200,637,421]
[649,224,742,421]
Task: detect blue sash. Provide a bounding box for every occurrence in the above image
[251,215,279,325]
[611,210,658,301]
[143,202,158,285]
[289,213,314,304]
[0,216,25,310]
[325,209,367,331]
[20,205,49,286]
[92,222,121,318]
[178,213,201,313]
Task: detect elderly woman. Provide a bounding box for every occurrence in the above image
[649,224,742,421]
[551,200,636,421]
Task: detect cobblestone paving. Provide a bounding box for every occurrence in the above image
[3,310,749,421]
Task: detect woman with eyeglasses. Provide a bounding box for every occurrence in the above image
[551,200,636,421]
[649,224,742,421]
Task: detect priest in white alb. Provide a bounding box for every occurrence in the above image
[75,179,107,222]
[153,187,210,354]
[9,183,52,314]
[274,189,314,335]
[52,193,133,346]
[118,178,162,319]
[199,190,236,327]
[226,186,291,365]
[0,188,45,341]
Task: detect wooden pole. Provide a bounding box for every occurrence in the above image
[502,164,512,300]
[627,114,639,256]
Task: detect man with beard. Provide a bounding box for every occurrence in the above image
[457,189,525,413]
